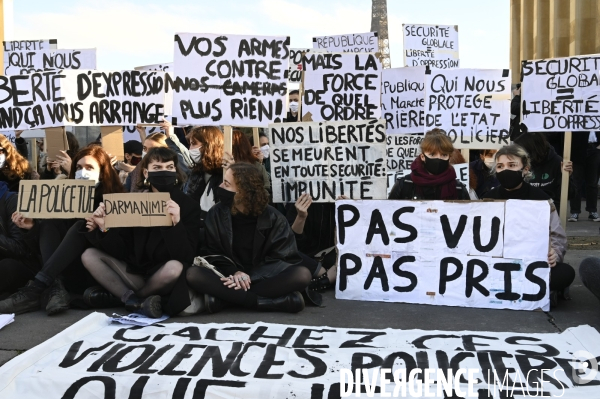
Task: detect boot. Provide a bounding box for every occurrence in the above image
[205,294,226,314]
[46,278,71,316]
[125,295,162,318]
[550,290,559,308]
[83,286,122,309]
[309,273,332,292]
[0,280,44,315]
[256,292,305,313]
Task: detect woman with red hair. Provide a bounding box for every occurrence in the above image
[229,130,270,190]
[0,145,124,316]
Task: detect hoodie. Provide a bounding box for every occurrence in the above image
[529,145,563,207]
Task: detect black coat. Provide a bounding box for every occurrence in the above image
[388,174,471,200]
[0,190,40,273]
[202,203,302,281]
[85,188,201,315]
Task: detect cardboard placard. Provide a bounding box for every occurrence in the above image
[402,24,459,68]
[336,199,551,311]
[520,54,600,131]
[44,127,68,161]
[269,119,387,202]
[172,33,290,127]
[3,49,96,76]
[424,68,511,149]
[100,126,125,161]
[381,66,426,135]
[302,53,382,122]
[103,193,172,228]
[17,180,96,219]
[312,32,379,53]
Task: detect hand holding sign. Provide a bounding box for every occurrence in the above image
[15,130,23,138]
[85,217,98,232]
[11,212,34,230]
[56,150,72,174]
[548,247,558,268]
[252,146,263,162]
[222,151,235,170]
[92,202,106,232]
[295,193,312,219]
[166,199,180,225]
[160,120,173,138]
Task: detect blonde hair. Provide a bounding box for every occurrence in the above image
[0,134,32,180]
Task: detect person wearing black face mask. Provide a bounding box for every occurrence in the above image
[187,162,312,314]
[80,147,201,318]
[389,129,470,200]
[484,144,575,308]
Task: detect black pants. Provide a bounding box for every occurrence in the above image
[570,146,600,213]
[0,258,35,296]
[35,219,90,287]
[550,262,575,292]
[580,257,600,302]
[186,265,311,308]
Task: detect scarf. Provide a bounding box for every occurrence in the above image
[410,156,458,200]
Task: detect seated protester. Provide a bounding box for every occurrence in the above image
[0,145,124,315]
[579,257,600,304]
[389,129,470,200]
[0,133,39,192]
[283,90,300,122]
[229,130,271,191]
[125,132,169,192]
[182,126,224,215]
[41,132,80,180]
[286,194,344,294]
[187,162,311,314]
[81,147,201,318]
[0,182,40,297]
[449,149,478,199]
[115,140,143,185]
[469,149,500,198]
[514,132,572,213]
[483,144,575,307]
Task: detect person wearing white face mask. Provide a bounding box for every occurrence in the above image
[1,145,125,316]
[469,149,500,198]
[283,90,300,122]
[182,126,224,226]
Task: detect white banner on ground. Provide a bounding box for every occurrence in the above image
[302,53,381,122]
[520,55,600,131]
[382,66,425,134]
[312,32,379,53]
[403,24,459,69]
[172,33,289,127]
[1,313,599,398]
[270,119,387,203]
[0,70,166,130]
[3,49,97,76]
[425,68,511,149]
[336,199,551,311]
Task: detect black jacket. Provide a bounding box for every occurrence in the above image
[388,174,471,200]
[529,146,563,206]
[470,159,500,198]
[571,132,600,163]
[285,203,335,256]
[85,189,201,315]
[203,203,302,280]
[0,190,40,272]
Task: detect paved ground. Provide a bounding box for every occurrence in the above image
[1,207,599,367]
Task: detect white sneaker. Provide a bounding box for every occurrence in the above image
[568,213,579,222]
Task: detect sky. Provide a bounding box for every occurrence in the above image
[11,0,509,71]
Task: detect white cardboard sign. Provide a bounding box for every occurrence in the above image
[403,24,459,69]
[382,66,425,134]
[312,32,379,53]
[3,49,97,76]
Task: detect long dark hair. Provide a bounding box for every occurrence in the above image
[70,145,124,194]
[137,147,186,190]
[229,162,269,217]
[187,126,224,174]
[514,132,549,166]
[232,130,259,163]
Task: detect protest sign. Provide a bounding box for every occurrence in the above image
[520,55,600,131]
[136,62,174,117]
[3,49,97,76]
[100,126,125,161]
[1,130,16,147]
[135,62,173,72]
[270,119,387,203]
[386,133,422,172]
[17,179,96,219]
[172,33,289,127]
[336,199,551,311]
[45,127,68,161]
[288,48,325,84]
[403,24,459,69]
[425,68,511,149]
[453,163,470,189]
[3,39,57,52]
[103,193,172,228]
[302,53,381,122]
[381,66,425,134]
[0,69,166,130]
[312,32,378,53]
[1,313,599,398]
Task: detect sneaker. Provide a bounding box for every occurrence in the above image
[0,281,43,315]
[46,279,71,316]
[589,212,600,221]
[567,213,579,222]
